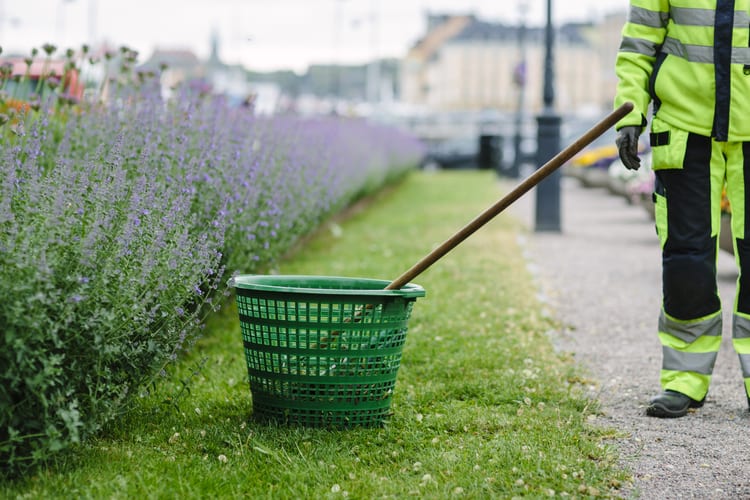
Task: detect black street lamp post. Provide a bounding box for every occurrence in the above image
[534,0,562,232]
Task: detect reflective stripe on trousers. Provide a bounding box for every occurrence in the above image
[654,130,750,400]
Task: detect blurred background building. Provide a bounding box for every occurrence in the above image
[400,13,618,114]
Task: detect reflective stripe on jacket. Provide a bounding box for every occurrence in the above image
[614,0,750,141]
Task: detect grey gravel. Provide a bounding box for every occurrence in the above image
[506,175,750,499]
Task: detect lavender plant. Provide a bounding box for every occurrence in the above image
[0,92,226,474]
[0,45,424,474]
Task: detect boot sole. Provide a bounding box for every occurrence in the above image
[646,403,689,418]
[646,398,703,418]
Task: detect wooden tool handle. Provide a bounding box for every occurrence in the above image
[385,102,634,290]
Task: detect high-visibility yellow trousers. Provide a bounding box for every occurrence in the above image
[651,116,750,402]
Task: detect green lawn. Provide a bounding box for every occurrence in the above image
[2,170,627,498]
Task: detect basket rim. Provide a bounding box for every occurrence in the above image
[228,274,425,298]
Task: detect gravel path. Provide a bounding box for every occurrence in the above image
[507,175,750,499]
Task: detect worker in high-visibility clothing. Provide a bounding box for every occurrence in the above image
[614,0,750,417]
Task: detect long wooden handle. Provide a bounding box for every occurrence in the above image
[385,102,634,290]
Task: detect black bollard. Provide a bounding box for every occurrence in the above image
[478,134,500,170]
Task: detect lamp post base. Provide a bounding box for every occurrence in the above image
[535,111,562,232]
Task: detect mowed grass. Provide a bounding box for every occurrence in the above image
[2,170,627,498]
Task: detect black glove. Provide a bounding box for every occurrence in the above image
[616,126,641,170]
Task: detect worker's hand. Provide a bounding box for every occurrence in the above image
[616,126,641,170]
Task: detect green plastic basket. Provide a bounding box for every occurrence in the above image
[229,275,425,428]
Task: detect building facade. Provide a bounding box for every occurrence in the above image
[400,12,626,114]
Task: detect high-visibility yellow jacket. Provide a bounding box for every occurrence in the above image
[614,0,750,141]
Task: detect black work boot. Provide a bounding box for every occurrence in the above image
[646,390,705,418]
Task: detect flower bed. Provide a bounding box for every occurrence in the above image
[0,46,424,474]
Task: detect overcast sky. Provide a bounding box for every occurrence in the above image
[1,0,629,72]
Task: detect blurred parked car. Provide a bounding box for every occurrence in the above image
[565,125,650,189]
[569,127,619,171]
[422,136,479,169]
